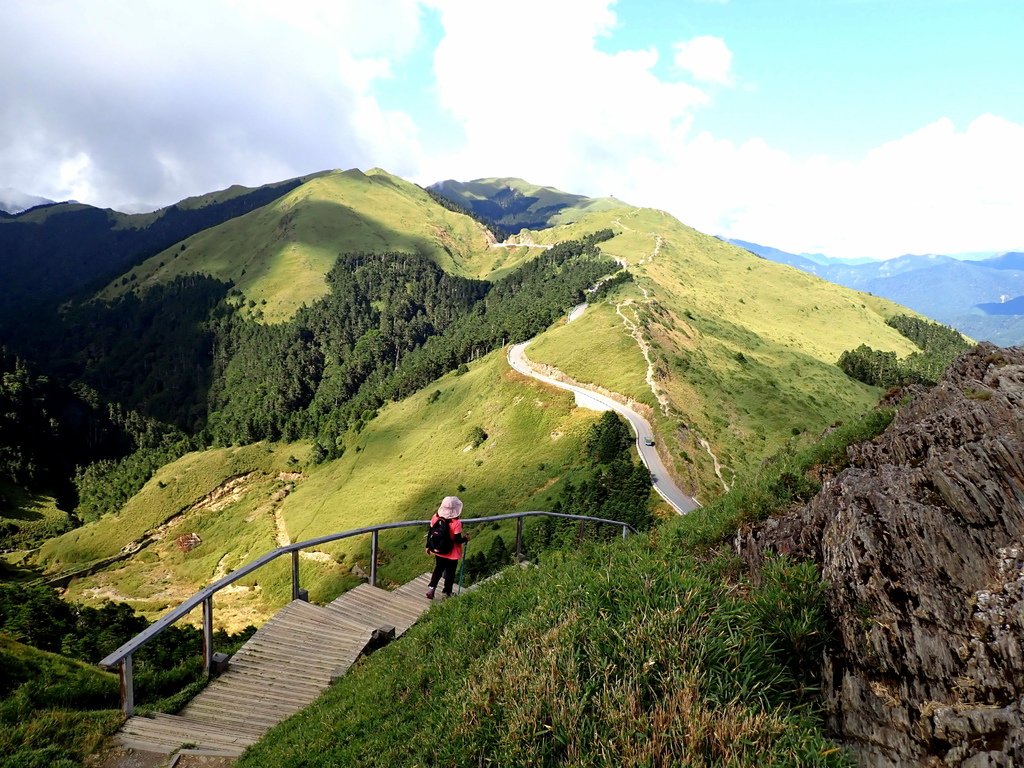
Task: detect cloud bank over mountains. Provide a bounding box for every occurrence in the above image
[1,0,1021,259]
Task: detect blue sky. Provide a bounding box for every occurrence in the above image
[2,0,1022,258]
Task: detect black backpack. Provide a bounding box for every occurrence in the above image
[426,517,454,554]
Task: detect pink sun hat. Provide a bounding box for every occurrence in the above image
[437,496,463,519]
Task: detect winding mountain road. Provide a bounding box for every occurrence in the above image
[508,341,699,515]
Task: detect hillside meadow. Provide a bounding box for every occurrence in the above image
[517,205,916,496]
[100,168,524,322]
[236,409,895,767]
[33,351,607,630]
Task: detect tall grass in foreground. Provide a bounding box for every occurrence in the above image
[239,413,893,767]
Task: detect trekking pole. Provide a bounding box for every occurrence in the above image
[458,541,469,596]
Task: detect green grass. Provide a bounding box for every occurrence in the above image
[0,634,122,768]
[509,204,920,499]
[237,412,892,767]
[276,350,602,590]
[38,442,306,569]
[101,169,513,322]
[0,480,72,550]
[527,294,655,409]
[31,351,602,629]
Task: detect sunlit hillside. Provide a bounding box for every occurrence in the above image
[514,205,920,497]
[100,168,523,322]
[34,351,603,630]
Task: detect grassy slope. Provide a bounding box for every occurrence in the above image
[520,206,919,498]
[0,479,71,551]
[100,169,509,322]
[31,352,601,629]
[237,413,893,768]
[0,634,122,766]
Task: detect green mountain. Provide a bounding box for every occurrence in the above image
[102,168,512,322]
[490,205,920,491]
[0,174,316,331]
[13,170,935,608]
[429,177,623,234]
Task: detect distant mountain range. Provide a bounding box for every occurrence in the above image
[429,177,622,233]
[727,239,1024,345]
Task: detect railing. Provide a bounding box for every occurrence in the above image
[99,510,636,716]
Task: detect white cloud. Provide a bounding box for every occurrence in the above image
[0,0,424,209]
[2,0,1019,260]
[710,114,1024,258]
[420,0,707,193]
[421,1,1022,259]
[673,36,733,85]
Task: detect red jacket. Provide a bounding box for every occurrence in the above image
[429,514,465,560]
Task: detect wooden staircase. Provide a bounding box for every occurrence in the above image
[115,574,433,757]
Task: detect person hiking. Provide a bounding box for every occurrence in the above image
[425,495,469,599]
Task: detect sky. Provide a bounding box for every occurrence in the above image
[1,0,1022,259]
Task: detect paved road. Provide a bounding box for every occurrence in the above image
[508,342,699,514]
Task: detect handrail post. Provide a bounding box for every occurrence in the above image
[515,516,523,562]
[370,530,379,587]
[120,653,134,717]
[622,525,629,540]
[291,550,300,601]
[202,596,214,677]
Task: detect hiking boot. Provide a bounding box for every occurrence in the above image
[425,587,435,600]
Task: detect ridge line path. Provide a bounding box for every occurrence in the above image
[508,341,699,515]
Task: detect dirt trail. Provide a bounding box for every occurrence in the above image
[609,224,731,492]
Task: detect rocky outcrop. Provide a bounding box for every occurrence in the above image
[738,343,1024,766]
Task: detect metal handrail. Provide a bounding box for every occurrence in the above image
[99,510,636,715]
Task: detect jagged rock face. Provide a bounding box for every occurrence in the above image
[738,343,1024,766]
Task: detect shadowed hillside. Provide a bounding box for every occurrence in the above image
[0,174,316,331]
[430,177,623,234]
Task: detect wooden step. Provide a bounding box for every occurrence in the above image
[116,713,260,755]
[112,572,436,755]
[325,588,423,636]
[391,572,434,601]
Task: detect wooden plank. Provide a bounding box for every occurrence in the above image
[119,722,256,752]
[238,634,368,661]
[209,674,325,699]
[259,608,373,637]
[113,570,437,754]
[234,638,362,662]
[280,600,380,634]
[230,647,358,674]
[245,620,354,645]
[202,677,319,704]
[239,621,368,650]
[116,735,244,757]
[241,619,371,651]
[351,583,430,614]
[186,687,311,713]
[331,589,424,622]
[148,712,264,739]
[184,700,295,724]
[325,597,423,630]
[226,660,341,687]
[233,637,366,664]
[181,704,286,729]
